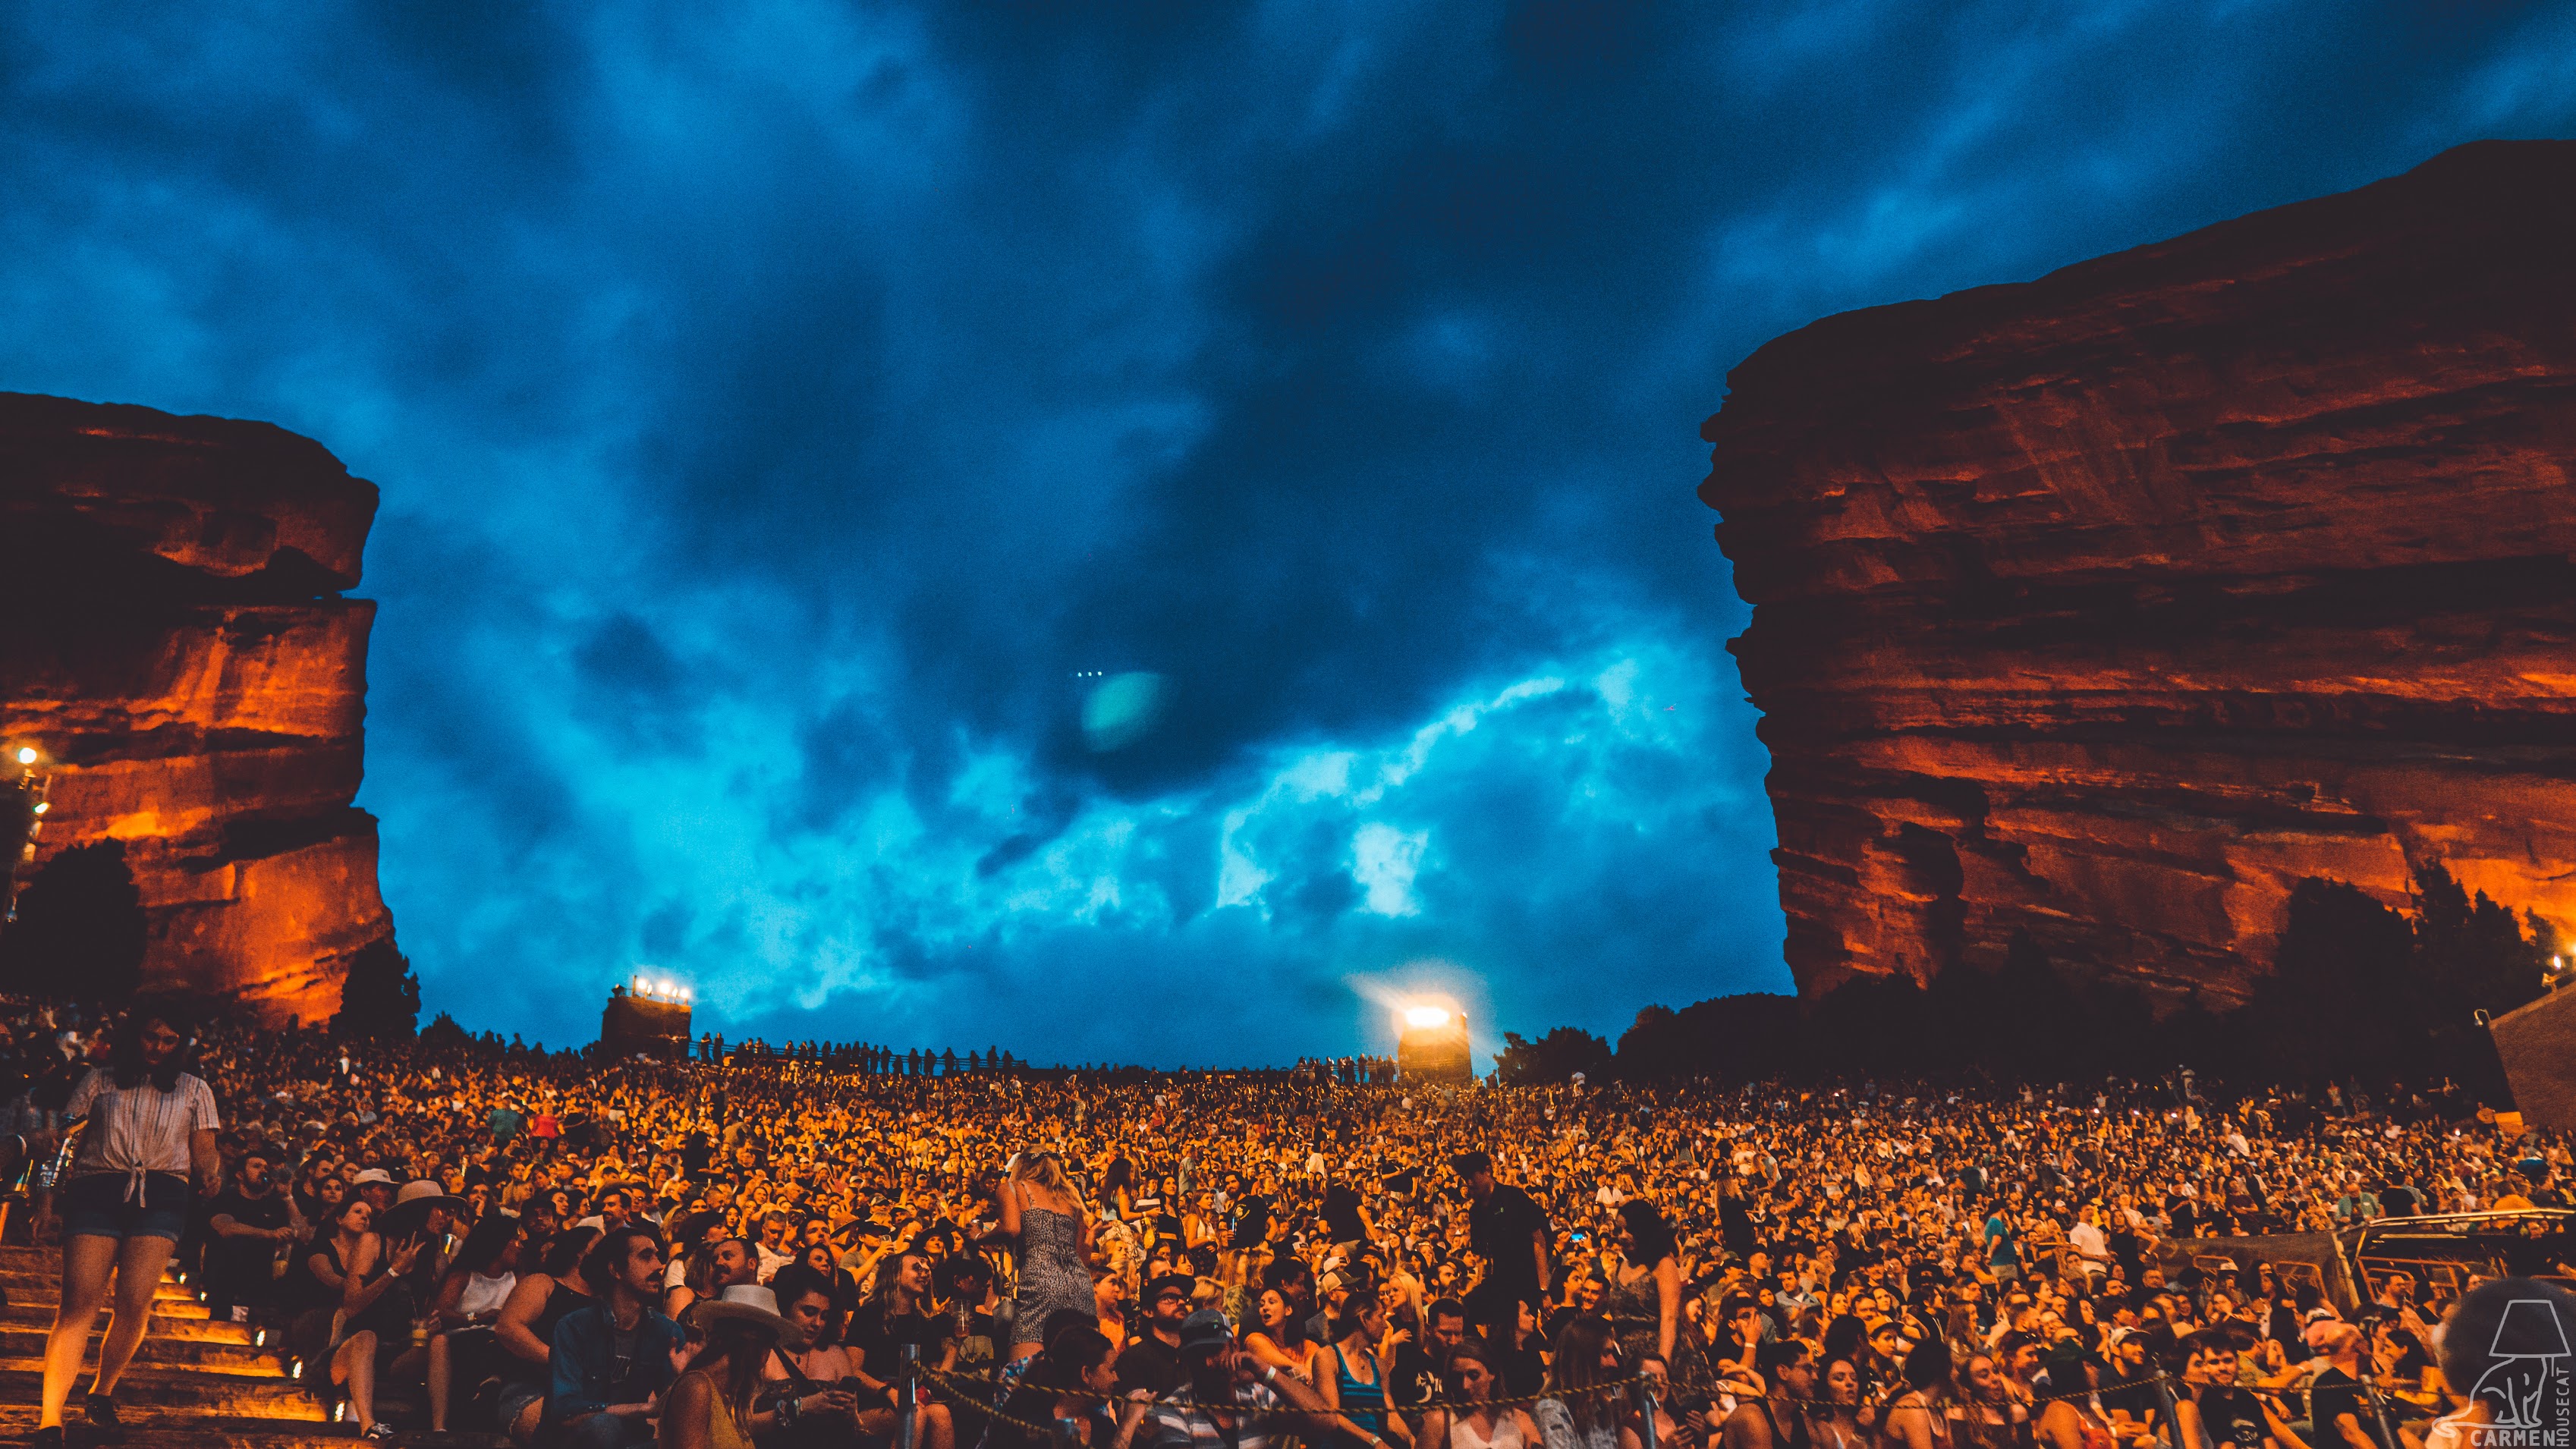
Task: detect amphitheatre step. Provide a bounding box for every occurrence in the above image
[0,1323,279,1373]
[0,1268,200,1303]
[0,1405,365,1446]
[0,1284,209,1320]
[0,1360,317,1418]
[0,1304,262,1346]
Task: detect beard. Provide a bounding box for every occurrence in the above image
[1188,1360,1235,1400]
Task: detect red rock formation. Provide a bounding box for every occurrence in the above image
[1699,141,2576,1004]
[2,393,393,1020]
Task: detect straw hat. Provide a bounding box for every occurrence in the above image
[692,1284,788,1334]
[380,1180,470,1235]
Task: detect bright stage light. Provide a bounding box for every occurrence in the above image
[13,747,33,765]
[1402,1004,1452,1029]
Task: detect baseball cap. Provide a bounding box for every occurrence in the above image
[1178,1308,1234,1353]
[1143,1273,1195,1305]
[353,1168,395,1186]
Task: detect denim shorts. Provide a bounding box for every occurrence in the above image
[497,1380,547,1431]
[62,1172,192,1243]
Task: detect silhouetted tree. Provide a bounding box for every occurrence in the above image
[331,938,420,1039]
[0,841,146,998]
[2414,864,2549,1018]
[420,1011,470,1051]
[1494,1026,1612,1086]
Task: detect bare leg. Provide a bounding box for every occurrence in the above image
[91,1232,176,1397]
[508,1396,544,1446]
[428,1333,452,1431]
[388,1345,429,1412]
[336,1329,379,1431]
[42,1235,118,1429]
[921,1401,955,1449]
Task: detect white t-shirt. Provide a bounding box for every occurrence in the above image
[66,1068,220,1187]
[2068,1221,2109,1269]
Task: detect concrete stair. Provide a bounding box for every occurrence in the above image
[0,1244,333,1445]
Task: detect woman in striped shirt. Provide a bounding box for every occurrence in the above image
[33,999,221,1448]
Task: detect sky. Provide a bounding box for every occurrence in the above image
[5,3,2574,1067]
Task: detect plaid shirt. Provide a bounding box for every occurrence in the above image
[1140,1381,1286,1449]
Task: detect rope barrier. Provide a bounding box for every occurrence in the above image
[923,1364,2184,1422]
[1873,1371,2180,1413]
[926,1363,1656,1415]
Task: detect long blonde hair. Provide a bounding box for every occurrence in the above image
[1010,1151,1074,1198]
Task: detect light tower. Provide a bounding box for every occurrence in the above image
[1395,1001,1473,1083]
[601,972,694,1058]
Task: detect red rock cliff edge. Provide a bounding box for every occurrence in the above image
[1699,140,2576,1004]
[2,392,394,1021]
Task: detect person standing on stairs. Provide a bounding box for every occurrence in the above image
[31,998,222,1447]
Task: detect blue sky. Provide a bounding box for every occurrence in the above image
[5,3,2574,1065]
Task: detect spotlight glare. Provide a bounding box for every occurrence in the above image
[1401,1005,1452,1029]
[12,747,33,765]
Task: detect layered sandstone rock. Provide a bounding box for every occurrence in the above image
[1699,141,2576,1004]
[1,393,393,1020]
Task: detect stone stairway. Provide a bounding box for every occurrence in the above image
[0,1244,332,1447]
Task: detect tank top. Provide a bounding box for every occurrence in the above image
[1450,1412,1527,1449]
[677,1369,754,1449]
[296,1237,352,1312]
[460,1268,517,1320]
[1335,1344,1389,1436]
[511,1280,592,1386]
[2056,1406,2115,1449]
[1754,1400,1812,1449]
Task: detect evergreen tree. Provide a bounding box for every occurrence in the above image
[2415,864,2548,1017]
[0,841,146,998]
[332,938,421,1039]
[1493,1026,1612,1086]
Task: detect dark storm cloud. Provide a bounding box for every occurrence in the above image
[2,1,2573,1061]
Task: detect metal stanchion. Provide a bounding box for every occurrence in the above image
[1634,1378,1659,1449]
[2151,1372,2186,1449]
[899,1341,920,1449]
[2359,1361,2401,1449]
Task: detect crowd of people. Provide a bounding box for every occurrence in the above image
[3,993,2573,1449]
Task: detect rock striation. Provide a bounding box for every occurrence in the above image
[1699,141,2576,1004]
[1,392,393,1020]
